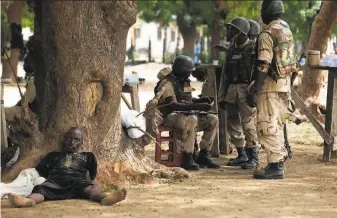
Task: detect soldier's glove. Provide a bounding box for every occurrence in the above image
[219,101,227,110]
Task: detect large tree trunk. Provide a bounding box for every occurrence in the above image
[1,1,25,80]
[2,1,188,188]
[210,20,220,62]
[211,0,221,62]
[298,1,337,102]
[176,14,197,57]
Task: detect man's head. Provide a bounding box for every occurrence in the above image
[172,55,195,81]
[226,17,250,43]
[61,127,84,153]
[261,0,284,25]
[248,20,261,40]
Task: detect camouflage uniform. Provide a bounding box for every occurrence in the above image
[155,69,218,153]
[219,40,258,150]
[256,20,298,163]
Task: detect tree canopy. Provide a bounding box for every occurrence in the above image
[1,2,34,30]
[137,0,334,44]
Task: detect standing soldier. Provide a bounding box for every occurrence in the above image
[248,20,261,41]
[218,17,259,169]
[155,55,220,171]
[246,0,298,179]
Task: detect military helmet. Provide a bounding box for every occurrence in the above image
[172,55,195,77]
[248,20,261,36]
[261,0,285,17]
[227,17,250,35]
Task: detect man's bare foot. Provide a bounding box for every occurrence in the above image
[8,193,36,208]
[101,187,127,206]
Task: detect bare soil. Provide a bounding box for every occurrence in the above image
[1,122,337,218]
[2,74,337,217]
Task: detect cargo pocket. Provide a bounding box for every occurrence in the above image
[257,116,278,136]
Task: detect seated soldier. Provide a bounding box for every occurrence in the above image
[155,56,220,171]
[7,127,127,207]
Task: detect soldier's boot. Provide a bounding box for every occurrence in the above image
[196,149,220,168]
[227,147,248,166]
[253,162,284,180]
[181,152,200,171]
[241,147,259,169]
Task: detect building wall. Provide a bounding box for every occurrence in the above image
[127,17,184,62]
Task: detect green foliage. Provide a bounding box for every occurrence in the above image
[283,0,321,41]
[199,51,210,64]
[22,4,34,30]
[224,1,261,22]
[224,0,325,41]
[1,2,34,31]
[164,52,176,64]
[137,1,216,28]
[137,0,334,47]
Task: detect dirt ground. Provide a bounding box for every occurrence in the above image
[2,68,337,217]
[1,122,337,218]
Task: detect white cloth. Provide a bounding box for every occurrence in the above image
[121,109,146,139]
[0,168,46,199]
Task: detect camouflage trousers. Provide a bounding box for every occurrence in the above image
[257,92,289,163]
[226,98,258,148]
[164,113,218,153]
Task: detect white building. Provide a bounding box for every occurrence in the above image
[126,17,185,62]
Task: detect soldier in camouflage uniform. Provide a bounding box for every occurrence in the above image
[218,17,260,169]
[248,20,261,41]
[247,0,298,179]
[155,55,220,171]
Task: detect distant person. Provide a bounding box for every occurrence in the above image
[333,42,337,54]
[194,41,201,63]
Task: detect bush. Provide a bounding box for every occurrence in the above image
[199,51,210,64]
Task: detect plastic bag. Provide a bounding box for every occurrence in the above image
[121,110,146,139]
[124,74,139,87]
[320,54,337,67]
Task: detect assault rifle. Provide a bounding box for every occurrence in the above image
[173,110,218,115]
[283,52,307,160]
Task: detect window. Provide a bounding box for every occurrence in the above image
[157,28,162,40]
[171,30,176,42]
[134,28,141,39]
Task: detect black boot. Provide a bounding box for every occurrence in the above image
[192,138,199,161]
[181,152,200,171]
[241,147,259,169]
[227,147,248,166]
[245,147,252,160]
[196,149,220,168]
[253,162,284,179]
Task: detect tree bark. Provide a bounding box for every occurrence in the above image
[2,1,188,187]
[298,1,337,102]
[1,1,25,80]
[176,14,197,57]
[211,0,221,62]
[210,20,221,62]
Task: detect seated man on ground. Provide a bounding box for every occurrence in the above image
[8,127,127,207]
[155,56,220,171]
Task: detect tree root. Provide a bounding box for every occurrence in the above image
[95,132,189,188]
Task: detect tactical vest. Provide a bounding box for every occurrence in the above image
[226,41,255,84]
[154,75,193,104]
[263,20,298,77]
